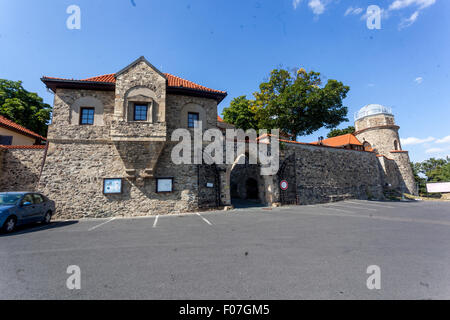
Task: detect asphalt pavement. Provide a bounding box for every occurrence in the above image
[1,200,449,299]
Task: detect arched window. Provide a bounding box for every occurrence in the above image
[394,140,398,151]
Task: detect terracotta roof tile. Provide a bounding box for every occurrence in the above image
[46,72,226,95]
[311,134,363,147]
[0,115,46,141]
[82,74,116,83]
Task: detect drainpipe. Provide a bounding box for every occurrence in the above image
[36,140,49,190]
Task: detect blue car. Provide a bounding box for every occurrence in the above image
[0,192,56,233]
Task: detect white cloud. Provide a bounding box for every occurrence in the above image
[415,76,423,84]
[389,0,437,28]
[436,136,450,144]
[426,147,445,154]
[308,0,325,15]
[293,0,302,10]
[293,0,331,15]
[345,6,363,16]
[389,0,436,11]
[399,10,420,29]
[401,136,435,145]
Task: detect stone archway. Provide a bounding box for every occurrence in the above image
[228,153,265,208]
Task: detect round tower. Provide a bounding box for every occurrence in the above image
[354,104,401,155]
[354,104,417,195]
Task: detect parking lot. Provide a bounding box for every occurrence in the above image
[1,200,450,299]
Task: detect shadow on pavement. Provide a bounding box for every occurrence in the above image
[232,198,267,209]
[0,220,78,237]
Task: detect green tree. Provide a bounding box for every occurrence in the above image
[222,96,258,131]
[0,79,51,137]
[420,157,448,178]
[412,157,450,196]
[327,126,355,138]
[254,68,350,140]
[411,162,427,195]
[426,160,450,182]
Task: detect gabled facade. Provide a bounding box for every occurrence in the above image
[39,57,229,217]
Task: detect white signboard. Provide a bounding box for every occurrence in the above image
[157,178,173,193]
[104,178,122,194]
[426,182,450,193]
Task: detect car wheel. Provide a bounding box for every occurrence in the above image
[2,216,16,233]
[43,211,52,224]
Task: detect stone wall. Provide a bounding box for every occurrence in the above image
[377,155,402,189]
[355,114,395,131]
[389,151,417,195]
[355,127,401,155]
[38,141,198,219]
[166,94,218,135]
[283,144,384,204]
[0,147,45,192]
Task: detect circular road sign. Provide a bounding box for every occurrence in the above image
[280,180,288,191]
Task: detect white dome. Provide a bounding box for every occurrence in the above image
[354,104,393,121]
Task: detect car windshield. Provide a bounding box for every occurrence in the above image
[0,194,22,206]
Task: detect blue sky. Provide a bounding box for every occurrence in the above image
[0,0,448,162]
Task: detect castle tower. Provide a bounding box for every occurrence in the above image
[354,104,417,195]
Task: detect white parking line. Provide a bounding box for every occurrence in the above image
[328,202,378,211]
[196,212,212,225]
[153,215,159,228]
[88,217,116,231]
[320,206,353,213]
[345,200,395,209]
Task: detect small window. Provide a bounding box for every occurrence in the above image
[80,107,95,125]
[133,104,148,121]
[0,135,13,145]
[394,140,399,151]
[188,112,199,128]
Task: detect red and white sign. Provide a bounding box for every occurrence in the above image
[280,180,288,191]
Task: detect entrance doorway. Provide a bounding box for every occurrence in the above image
[246,178,258,199]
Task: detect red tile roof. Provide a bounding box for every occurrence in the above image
[217,116,223,122]
[0,115,46,141]
[82,74,116,83]
[311,134,363,147]
[44,72,226,95]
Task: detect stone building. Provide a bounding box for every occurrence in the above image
[0,57,417,219]
[353,104,417,195]
[0,115,46,146]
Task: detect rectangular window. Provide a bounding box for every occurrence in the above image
[80,107,95,125]
[133,104,148,121]
[0,135,13,145]
[188,112,199,128]
[156,178,173,193]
